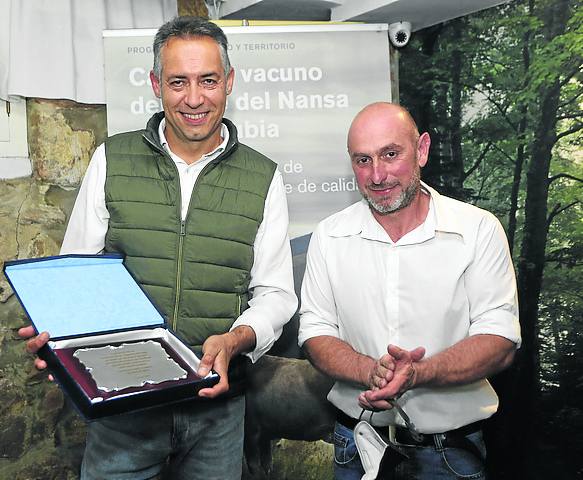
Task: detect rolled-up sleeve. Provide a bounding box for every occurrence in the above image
[466,213,521,347]
[298,226,340,347]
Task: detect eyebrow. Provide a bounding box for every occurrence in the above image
[165,71,221,79]
[200,71,221,78]
[350,143,402,158]
[379,143,402,151]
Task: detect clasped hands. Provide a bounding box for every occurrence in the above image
[359,344,426,411]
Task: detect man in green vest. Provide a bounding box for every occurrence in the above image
[19,16,297,480]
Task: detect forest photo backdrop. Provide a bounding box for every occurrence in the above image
[399,0,582,478]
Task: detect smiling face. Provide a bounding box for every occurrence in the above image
[348,104,430,216]
[150,35,234,162]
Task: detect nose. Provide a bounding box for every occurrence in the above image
[370,159,389,185]
[184,83,204,108]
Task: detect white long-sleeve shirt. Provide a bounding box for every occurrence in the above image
[61,120,297,362]
[299,183,521,433]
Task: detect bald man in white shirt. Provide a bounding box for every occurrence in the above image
[299,102,520,480]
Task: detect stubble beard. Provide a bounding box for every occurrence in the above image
[362,167,421,215]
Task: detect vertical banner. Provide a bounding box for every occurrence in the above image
[103,24,391,242]
[224,25,391,242]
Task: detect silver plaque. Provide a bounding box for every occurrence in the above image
[73,340,188,392]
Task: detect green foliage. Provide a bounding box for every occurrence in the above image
[400,0,582,477]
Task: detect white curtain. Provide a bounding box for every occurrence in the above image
[0,0,177,104]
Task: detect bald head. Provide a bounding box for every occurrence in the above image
[347,102,431,216]
[348,102,420,151]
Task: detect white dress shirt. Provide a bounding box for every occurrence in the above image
[298,183,521,433]
[61,120,297,362]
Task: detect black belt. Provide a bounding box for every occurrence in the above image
[335,408,483,451]
[394,419,483,448]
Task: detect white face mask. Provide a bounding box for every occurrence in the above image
[353,421,408,479]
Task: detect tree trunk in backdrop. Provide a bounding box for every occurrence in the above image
[507,0,534,254]
[448,19,465,198]
[512,0,573,477]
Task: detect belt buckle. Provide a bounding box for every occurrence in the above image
[393,429,423,448]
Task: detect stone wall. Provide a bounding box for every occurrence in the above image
[0,99,107,479]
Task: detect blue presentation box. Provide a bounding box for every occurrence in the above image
[4,254,219,420]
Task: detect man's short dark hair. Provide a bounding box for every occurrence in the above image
[152,16,231,78]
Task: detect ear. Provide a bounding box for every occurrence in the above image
[150,70,161,98]
[226,67,234,95]
[417,132,431,168]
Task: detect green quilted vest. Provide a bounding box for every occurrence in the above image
[104,113,276,349]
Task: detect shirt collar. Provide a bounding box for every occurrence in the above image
[423,183,465,236]
[328,181,465,242]
[158,118,229,164]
